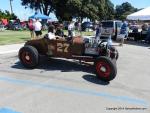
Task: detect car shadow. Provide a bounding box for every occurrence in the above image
[12,57,94,73]
[12,58,110,85]
[12,61,30,70]
[82,75,110,85]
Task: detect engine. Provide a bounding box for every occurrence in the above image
[83,36,100,55]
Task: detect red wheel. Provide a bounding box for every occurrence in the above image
[21,51,33,65]
[19,46,39,68]
[95,56,117,82]
[96,61,111,78]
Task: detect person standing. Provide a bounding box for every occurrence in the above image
[77,20,82,35]
[34,18,42,38]
[145,24,150,44]
[28,19,34,39]
[119,21,128,46]
[95,22,102,42]
[68,21,75,38]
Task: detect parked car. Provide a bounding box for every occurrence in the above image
[7,23,23,30]
[101,20,122,40]
[0,24,6,31]
[81,22,94,31]
[20,21,28,30]
[18,35,118,82]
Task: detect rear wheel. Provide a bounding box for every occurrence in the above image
[95,56,117,82]
[19,46,39,68]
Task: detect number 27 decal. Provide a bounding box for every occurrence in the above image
[57,43,69,53]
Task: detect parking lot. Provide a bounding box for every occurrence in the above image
[0,42,150,113]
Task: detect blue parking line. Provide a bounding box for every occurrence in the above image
[0,108,21,113]
[0,76,149,107]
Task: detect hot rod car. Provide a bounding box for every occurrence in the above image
[18,35,118,82]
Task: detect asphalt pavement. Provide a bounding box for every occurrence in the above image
[0,43,24,55]
[0,41,150,113]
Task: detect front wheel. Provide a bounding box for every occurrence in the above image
[95,56,117,82]
[19,46,39,68]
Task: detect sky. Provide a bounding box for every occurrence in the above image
[111,0,150,8]
[0,0,150,20]
[0,0,57,20]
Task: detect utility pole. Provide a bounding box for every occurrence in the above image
[9,0,13,14]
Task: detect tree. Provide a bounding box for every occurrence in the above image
[53,0,99,21]
[52,0,77,21]
[20,0,114,21]
[0,9,17,20]
[21,0,54,16]
[53,0,114,21]
[115,2,138,20]
[92,0,115,20]
[104,0,115,20]
[79,0,99,21]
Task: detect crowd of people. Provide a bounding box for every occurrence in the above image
[128,22,150,43]
[27,18,150,46]
[143,23,150,44]
[28,18,42,39]
[27,18,74,40]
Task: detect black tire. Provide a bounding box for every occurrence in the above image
[95,56,117,82]
[19,46,39,68]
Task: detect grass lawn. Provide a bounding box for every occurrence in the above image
[0,30,30,45]
[0,30,94,45]
[0,30,46,45]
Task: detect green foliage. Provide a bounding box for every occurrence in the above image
[95,0,114,20]
[21,0,54,16]
[115,2,138,20]
[0,10,17,20]
[21,0,115,21]
[54,0,114,21]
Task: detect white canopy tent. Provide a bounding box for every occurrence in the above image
[127,7,150,20]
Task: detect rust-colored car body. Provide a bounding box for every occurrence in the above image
[25,36,96,62]
[19,35,118,82]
